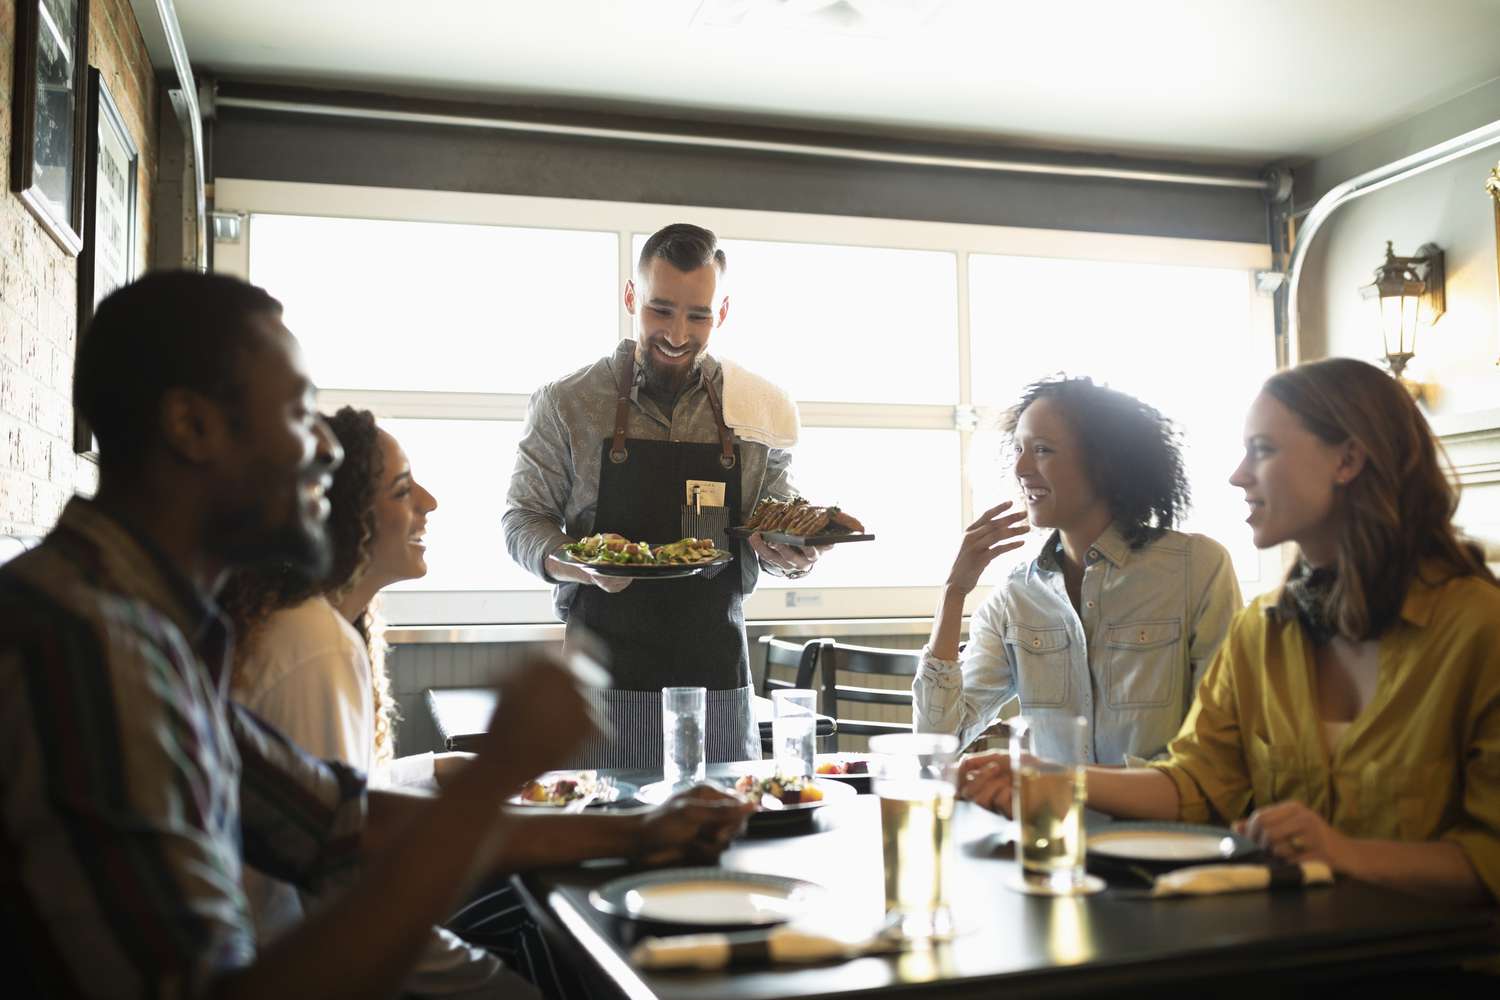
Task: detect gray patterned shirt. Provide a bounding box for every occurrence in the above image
[503,342,797,621]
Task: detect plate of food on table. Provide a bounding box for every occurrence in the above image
[557,533,731,578]
[638,770,856,833]
[728,497,874,546]
[509,770,637,809]
[813,753,874,791]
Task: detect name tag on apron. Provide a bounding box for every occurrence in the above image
[685,480,727,507]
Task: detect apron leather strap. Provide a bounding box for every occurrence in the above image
[610,345,634,464]
[611,344,737,471]
[699,372,737,471]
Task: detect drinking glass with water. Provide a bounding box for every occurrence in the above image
[771,688,818,778]
[662,686,706,788]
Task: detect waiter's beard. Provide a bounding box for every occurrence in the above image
[640,345,704,400]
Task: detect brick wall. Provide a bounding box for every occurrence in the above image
[0,0,158,536]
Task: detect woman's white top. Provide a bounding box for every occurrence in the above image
[237,597,503,995]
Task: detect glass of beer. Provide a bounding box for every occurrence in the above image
[869,732,960,940]
[1012,715,1089,894]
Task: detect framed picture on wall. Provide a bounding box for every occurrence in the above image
[9,0,92,255]
[74,67,138,453]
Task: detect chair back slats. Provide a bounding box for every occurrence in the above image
[831,685,913,706]
[815,640,921,744]
[756,635,826,696]
[830,719,913,739]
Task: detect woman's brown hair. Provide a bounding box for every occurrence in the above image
[220,407,398,764]
[1263,357,1494,640]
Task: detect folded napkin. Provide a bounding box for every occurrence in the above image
[631,926,897,970]
[1151,861,1333,898]
[718,357,800,449]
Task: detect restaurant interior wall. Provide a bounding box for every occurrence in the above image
[388,627,934,757]
[0,0,158,538]
[1293,75,1500,563]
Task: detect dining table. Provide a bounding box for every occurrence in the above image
[511,762,1499,1000]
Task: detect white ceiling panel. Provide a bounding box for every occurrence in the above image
[173,0,1500,163]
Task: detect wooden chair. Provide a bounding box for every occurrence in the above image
[814,640,921,741]
[757,635,825,697]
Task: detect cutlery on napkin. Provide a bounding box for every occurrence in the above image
[1150,860,1333,897]
[631,926,902,970]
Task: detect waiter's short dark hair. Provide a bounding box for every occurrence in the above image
[638,223,727,277]
[75,270,284,480]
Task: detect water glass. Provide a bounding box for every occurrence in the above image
[662,687,706,788]
[771,688,818,778]
[1012,715,1089,894]
[869,732,960,939]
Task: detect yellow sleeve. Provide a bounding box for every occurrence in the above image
[1439,604,1500,904]
[1147,606,1257,825]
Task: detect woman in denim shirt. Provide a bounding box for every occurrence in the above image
[914,376,1242,764]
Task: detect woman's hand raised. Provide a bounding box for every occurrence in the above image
[945,501,1030,595]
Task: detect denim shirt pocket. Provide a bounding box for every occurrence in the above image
[1003,623,1071,708]
[1102,618,1183,709]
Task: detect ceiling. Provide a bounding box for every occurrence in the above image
[170,0,1500,165]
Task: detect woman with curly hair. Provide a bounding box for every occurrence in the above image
[914,375,1242,764]
[224,409,528,997]
[960,359,1500,906]
[223,407,424,781]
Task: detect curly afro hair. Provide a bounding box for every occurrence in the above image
[220,406,398,763]
[1003,375,1191,549]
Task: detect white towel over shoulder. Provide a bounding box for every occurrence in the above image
[718,356,800,449]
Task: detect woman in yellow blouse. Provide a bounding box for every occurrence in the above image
[960,357,1500,904]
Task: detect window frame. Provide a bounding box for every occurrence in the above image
[213,177,1277,625]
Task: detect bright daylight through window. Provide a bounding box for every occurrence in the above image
[240,199,1271,624]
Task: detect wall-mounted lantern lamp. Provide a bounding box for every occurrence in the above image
[1359,241,1445,396]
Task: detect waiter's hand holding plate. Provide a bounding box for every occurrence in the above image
[546,546,635,592]
[748,532,831,579]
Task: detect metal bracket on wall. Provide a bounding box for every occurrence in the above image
[210,211,243,244]
[131,0,206,270]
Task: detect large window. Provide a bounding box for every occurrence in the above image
[221,180,1274,624]
[968,254,1269,583]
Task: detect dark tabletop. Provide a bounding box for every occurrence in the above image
[515,764,1499,1000]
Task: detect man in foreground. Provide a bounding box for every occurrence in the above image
[1,272,747,998]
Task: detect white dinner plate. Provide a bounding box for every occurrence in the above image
[1088,822,1257,862]
[589,868,824,926]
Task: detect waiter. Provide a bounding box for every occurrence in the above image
[503,223,820,767]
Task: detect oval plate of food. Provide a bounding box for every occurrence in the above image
[813,753,874,792]
[729,498,873,546]
[637,774,856,833]
[509,770,638,809]
[559,535,732,578]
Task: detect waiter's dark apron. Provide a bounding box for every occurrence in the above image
[561,346,760,769]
